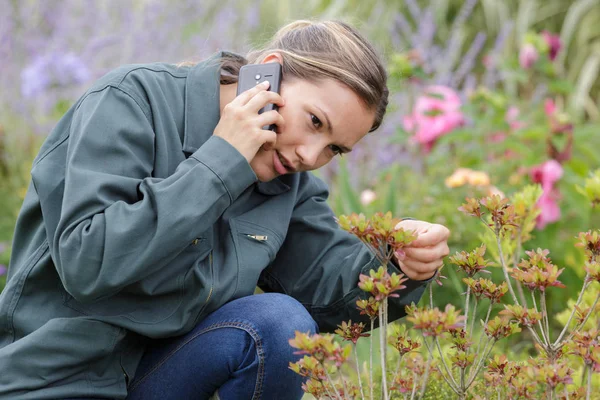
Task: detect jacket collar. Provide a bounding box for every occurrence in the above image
[183,51,289,196]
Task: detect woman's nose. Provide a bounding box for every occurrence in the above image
[295,143,320,169]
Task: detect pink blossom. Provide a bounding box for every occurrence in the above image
[530,159,563,190]
[530,160,564,228]
[544,99,556,117]
[519,43,539,69]
[403,86,465,153]
[506,106,525,130]
[542,31,562,61]
[536,191,561,229]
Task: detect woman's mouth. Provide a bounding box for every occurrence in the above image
[273,151,288,175]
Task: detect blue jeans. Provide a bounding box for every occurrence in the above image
[126,293,318,400]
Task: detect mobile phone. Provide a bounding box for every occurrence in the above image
[236,63,282,131]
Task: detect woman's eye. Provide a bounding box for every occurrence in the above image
[311,114,323,129]
[329,145,343,156]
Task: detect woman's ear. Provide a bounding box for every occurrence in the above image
[260,52,283,65]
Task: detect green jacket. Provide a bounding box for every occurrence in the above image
[0,52,428,399]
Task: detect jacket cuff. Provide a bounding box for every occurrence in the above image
[190,135,257,202]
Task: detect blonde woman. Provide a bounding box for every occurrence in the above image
[0,20,449,399]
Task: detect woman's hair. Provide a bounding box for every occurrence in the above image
[219,20,388,132]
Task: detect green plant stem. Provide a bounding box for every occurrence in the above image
[466,338,496,388]
[319,369,338,400]
[370,318,374,400]
[495,235,520,306]
[418,349,433,400]
[323,366,344,400]
[567,291,600,343]
[554,277,591,346]
[384,299,390,394]
[513,227,529,307]
[388,356,402,400]
[429,282,434,308]
[378,305,389,400]
[464,285,471,334]
[340,371,350,400]
[434,336,460,391]
[353,345,365,400]
[409,372,418,400]
[587,364,592,400]
[423,337,459,393]
[531,292,550,346]
[476,303,494,356]
[470,298,479,338]
[540,291,552,344]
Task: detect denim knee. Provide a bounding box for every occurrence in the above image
[243,293,318,346]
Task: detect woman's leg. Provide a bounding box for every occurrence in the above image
[126,293,317,400]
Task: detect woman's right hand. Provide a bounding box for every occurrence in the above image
[213,81,285,163]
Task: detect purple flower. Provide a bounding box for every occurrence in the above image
[21,52,90,98]
[0,265,6,276]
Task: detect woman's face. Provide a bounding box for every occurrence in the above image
[249,76,376,182]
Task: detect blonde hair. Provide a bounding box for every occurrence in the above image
[210,20,388,132]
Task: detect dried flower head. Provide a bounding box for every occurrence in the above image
[356,297,380,319]
[335,320,370,344]
[388,324,421,356]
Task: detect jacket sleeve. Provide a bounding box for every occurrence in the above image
[51,86,257,303]
[258,173,429,333]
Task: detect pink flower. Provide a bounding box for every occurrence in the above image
[530,159,563,190]
[542,31,562,61]
[506,106,525,130]
[544,99,556,117]
[403,86,465,153]
[530,160,564,229]
[536,191,561,229]
[519,43,539,69]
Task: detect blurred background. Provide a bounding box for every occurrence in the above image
[1,0,599,320]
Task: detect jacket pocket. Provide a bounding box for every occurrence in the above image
[230,219,283,298]
[0,240,49,344]
[63,239,212,325]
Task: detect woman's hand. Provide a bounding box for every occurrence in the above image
[393,219,450,281]
[214,81,285,163]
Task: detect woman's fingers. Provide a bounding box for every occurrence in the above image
[244,90,285,114]
[397,258,442,281]
[404,242,449,263]
[256,110,285,132]
[231,80,270,106]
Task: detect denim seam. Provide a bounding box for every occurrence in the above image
[128,321,265,399]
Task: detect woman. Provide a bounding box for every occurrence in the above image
[0,20,449,399]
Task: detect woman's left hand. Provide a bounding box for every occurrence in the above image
[393,219,450,281]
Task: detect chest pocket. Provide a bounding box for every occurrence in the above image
[230,218,284,298]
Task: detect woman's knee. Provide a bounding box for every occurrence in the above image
[246,293,317,337]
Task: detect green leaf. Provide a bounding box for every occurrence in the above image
[338,159,362,213]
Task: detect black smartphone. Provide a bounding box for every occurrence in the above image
[236,63,282,131]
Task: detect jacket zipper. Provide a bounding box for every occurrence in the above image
[246,234,267,241]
